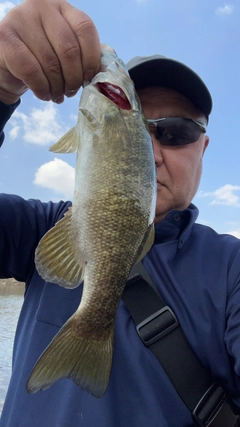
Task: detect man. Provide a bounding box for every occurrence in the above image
[1,1,240,427]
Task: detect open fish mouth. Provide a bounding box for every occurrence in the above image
[96,82,131,110]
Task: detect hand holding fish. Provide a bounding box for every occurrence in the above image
[0,0,101,105]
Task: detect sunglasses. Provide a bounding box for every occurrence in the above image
[146,117,207,146]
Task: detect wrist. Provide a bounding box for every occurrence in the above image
[0,83,26,105]
[0,90,21,105]
[0,98,21,147]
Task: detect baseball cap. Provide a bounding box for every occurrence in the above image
[126,54,212,119]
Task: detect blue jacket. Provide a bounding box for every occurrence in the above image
[1,101,240,427]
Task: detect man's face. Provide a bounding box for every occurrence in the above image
[137,86,209,224]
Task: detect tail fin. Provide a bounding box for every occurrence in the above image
[26,315,114,398]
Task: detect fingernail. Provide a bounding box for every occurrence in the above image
[44,95,52,101]
[84,69,95,82]
[66,90,78,98]
[54,96,64,104]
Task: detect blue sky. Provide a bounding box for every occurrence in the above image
[0,0,239,236]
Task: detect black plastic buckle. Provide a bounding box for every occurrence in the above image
[136,306,179,346]
[192,383,226,426]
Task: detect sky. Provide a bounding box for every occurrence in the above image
[0,0,239,237]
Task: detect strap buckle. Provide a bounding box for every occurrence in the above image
[192,383,228,426]
[136,306,179,346]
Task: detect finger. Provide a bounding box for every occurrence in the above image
[15,2,100,101]
[60,4,101,82]
[0,0,101,103]
[0,2,64,102]
[39,6,86,98]
[10,4,67,102]
[0,26,52,102]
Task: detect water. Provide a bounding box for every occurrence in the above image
[0,281,24,415]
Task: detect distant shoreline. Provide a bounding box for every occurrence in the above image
[0,278,25,295]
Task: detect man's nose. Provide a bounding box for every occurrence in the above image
[151,133,163,167]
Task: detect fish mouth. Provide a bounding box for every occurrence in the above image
[96,82,131,110]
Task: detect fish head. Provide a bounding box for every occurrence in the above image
[80,44,144,123]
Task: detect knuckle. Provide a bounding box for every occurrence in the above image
[21,66,49,99]
[76,18,96,37]
[45,60,61,77]
[0,27,40,78]
[42,53,61,76]
[78,22,99,47]
[16,60,49,99]
[20,61,41,80]
[58,42,80,63]
[0,27,19,52]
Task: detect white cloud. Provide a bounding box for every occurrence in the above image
[196,218,212,227]
[10,103,65,146]
[0,1,15,20]
[34,158,75,199]
[198,184,240,207]
[215,4,234,15]
[227,229,240,239]
[9,125,20,140]
[224,222,240,238]
[70,113,78,122]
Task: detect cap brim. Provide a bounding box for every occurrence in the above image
[127,56,212,118]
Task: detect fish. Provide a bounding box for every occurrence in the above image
[26,44,156,398]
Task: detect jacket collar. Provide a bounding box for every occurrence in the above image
[154,203,199,248]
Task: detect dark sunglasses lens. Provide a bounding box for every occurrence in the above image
[155,119,202,146]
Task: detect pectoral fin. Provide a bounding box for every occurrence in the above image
[50,126,79,153]
[35,208,85,288]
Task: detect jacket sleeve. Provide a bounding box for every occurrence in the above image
[0,100,72,282]
[225,249,240,385]
[0,99,21,147]
[0,194,71,282]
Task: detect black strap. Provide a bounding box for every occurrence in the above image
[122,263,239,427]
